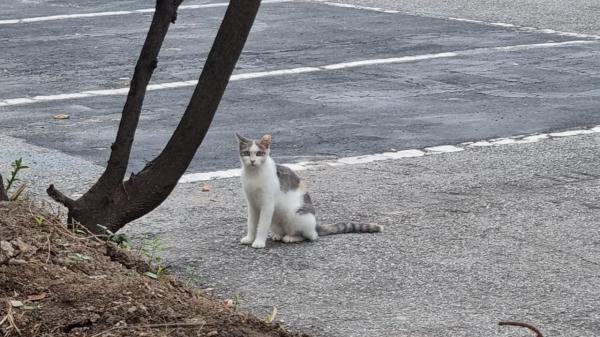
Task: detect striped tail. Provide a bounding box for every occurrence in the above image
[317,222,383,236]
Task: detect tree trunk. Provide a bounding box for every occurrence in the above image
[48,0,262,234]
[0,174,8,201]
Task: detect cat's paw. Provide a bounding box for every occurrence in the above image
[251,241,266,249]
[271,233,283,241]
[240,236,254,245]
[282,235,304,243]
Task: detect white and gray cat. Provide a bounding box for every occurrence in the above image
[236,133,382,249]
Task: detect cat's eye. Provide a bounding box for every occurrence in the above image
[256,151,265,156]
[241,151,250,156]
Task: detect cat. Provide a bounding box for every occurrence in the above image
[236,133,382,249]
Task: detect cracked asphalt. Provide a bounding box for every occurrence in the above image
[1,0,600,336]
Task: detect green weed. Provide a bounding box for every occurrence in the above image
[70,253,91,262]
[184,266,202,286]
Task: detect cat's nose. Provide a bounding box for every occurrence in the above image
[250,159,256,164]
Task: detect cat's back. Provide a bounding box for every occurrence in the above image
[274,165,315,218]
[276,164,303,192]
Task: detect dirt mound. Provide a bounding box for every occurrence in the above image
[0,201,309,337]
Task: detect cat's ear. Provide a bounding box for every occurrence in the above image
[259,134,272,149]
[235,132,250,144]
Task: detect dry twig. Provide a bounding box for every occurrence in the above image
[45,235,51,264]
[499,321,544,337]
[91,321,206,337]
[0,300,22,336]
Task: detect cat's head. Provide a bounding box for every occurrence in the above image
[236,133,272,168]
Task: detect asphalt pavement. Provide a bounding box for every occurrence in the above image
[331,0,600,36]
[1,1,600,336]
[2,1,600,172]
[125,132,600,337]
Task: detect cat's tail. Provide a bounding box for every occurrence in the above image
[317,222,383,236]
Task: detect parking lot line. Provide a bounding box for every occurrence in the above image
[178,125,600,183]
[0,39,594,108]
[317,0,600,40]
[0,0,293,25]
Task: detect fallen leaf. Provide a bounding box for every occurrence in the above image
[9,300,23,307]
[202,184,211,192]
[88,275,107,280]
[53,114,70,120]
[144,271,158,280]
[70,253,91,261]
[27,293,47,301]
[266,306,278,323]
[223,299,234,309]
[22,305,39,310]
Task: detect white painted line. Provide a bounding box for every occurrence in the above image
[424,145,464,153]
[337,153,390,164]
[321,1,399,14]
[382,149,425,159]
[230,67,321,80]
[0,39,593,108]
[0,0,293,25]
[178,168,242,183]
[322,52,458,70]
[178,125,600,184]
[316,0,600,40]
[549,129,596,137]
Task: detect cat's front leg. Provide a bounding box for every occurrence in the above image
[252,202,274,248]
[241,204,259,245]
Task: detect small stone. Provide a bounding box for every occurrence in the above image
[206,331,218,337]
[105,315,120,324]
[1,240,15,257]
[9,259,27,265]
[9,300,23,307]
[127,306,137,313]
[13,238,37,257]
[89,313,101,323]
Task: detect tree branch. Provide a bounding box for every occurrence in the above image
[143,0,261,178]
[99,0,263,230]
[47,184,75,209]
[93,0,183,189]
[46,0,263,233]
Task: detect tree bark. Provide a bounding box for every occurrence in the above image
[95,0,183,189]
[48,0,262,233]
[0,174,8,201]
